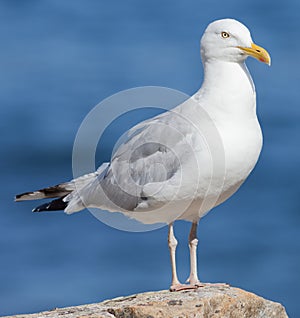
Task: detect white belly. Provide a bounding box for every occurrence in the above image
[179,117,263,222]
[120,117,262,225]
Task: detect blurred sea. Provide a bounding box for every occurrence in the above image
[0,0,299,316]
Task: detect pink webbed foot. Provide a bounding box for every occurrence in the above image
[170,281,230,292]
[169,282,205,292]
[201,282,230,288]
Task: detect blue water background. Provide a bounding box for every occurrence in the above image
[0,0,299,316]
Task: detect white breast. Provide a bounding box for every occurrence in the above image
[177,60,263,221]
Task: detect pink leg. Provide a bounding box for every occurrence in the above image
[187,221,202,286]
[186,222,229,289]
[168,222,229,292]
[168,222,181,290]
[169,222,203,292]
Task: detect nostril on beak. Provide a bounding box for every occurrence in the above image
[256,49,261,53]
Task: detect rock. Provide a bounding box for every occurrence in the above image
[3,286,288,318]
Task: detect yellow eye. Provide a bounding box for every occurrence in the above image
[221,31,230,38]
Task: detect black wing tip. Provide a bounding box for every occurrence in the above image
[32,197,68,213]
[15,192,31,201]
[32,207,43,213]
[15,185,72,203]
[32,202,51,212]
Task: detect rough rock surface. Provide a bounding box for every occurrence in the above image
[3,286,288,318]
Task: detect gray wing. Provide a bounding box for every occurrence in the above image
[96,110,197,211]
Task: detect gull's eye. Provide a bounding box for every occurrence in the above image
[221,31,230,38]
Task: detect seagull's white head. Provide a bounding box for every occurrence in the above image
[200,19,271,65]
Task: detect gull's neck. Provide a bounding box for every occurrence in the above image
[195,59,257,119]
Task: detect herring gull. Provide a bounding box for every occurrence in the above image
[15,18,270,291]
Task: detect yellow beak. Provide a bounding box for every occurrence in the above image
[237,43,271,66]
